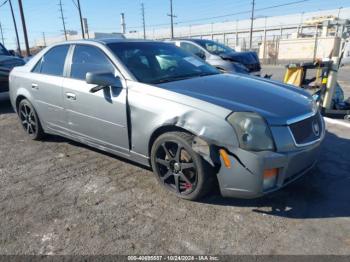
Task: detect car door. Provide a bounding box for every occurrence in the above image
[179,41,206,60]
[30,45,70,133]
[62,44,129,154]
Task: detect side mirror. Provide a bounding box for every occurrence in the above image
[195,52,206,60]
[8,50,16,56]
[86,72,122,93]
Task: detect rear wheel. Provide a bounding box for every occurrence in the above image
[151,132,213,200]
[18,99,44,140]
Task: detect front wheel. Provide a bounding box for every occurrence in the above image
[151,132,213,200]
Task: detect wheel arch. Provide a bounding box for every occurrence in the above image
[15,95,28,112]
[148,125,194,157]
[13,87,34,112]
[148,124,222,169]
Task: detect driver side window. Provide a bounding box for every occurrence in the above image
[70,45,115,81]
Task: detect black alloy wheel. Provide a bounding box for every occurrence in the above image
[151,132,213,200]
[18,99,44,140]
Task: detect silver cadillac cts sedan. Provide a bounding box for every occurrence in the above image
[9,39,325,200]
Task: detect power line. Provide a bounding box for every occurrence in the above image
[71,0,78,9]
[0,0,9,8]
[126,0,311,31]
[176,0,311,25]
[0,0,22,54]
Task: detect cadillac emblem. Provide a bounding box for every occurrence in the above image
[312,120,320,136]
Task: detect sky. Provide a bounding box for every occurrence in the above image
[0,0,349,49]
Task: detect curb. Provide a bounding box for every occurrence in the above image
[324,117,350,128]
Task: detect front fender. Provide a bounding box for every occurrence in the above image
[128,82,239,159]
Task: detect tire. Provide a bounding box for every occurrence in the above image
[18,99,45,140]
[150,131,213,200]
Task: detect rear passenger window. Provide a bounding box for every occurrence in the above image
[70,45,115,80]
[33,45,69,76]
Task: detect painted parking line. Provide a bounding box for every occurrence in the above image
[324,117,350,128]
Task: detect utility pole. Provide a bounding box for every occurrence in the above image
[42,32,46,47]
[58,0,67,40]
[235,20,239,47]
[77,0,85,39]
[249,0,255,50]
[120,13,126,34]
[167,0,176,39]
[83,18,89,38]
[298,12,304,36]
[141,3,146,39]
[263,16,267,64]
[0,22,4,45]
[18,0,30,56]
[9,0,21,56]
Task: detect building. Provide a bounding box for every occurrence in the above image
[125,7,350,52]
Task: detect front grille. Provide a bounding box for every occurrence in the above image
[289,113,323,146]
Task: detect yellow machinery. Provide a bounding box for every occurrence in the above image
[283,61,327,89]
[284,61,350,120]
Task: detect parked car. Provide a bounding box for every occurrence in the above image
[167,39,261,76]
[9,39,324,200]
[0,43,25,94]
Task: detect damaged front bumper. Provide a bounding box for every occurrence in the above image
[216,142,321,199]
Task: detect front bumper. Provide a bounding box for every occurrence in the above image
[216,142,321,199]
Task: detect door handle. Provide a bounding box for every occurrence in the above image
[65,92,76,100]
[31,83,39,90]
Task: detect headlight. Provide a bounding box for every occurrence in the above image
[227,112,275,151]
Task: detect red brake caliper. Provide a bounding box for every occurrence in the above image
[184,183,192,190]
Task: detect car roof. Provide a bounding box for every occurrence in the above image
[55,38,162,46]
[170,38,210,43]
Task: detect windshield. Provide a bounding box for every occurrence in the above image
[195,40,235,55]
[107,42,219,84]
[0,44,10,56]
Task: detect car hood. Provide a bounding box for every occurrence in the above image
[157,74,314,126]
[220,51,259,65]
[0,55,25,69]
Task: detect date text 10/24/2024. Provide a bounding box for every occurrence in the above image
[127,256,219,261]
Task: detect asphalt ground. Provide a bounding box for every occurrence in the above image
[0,67,349,255]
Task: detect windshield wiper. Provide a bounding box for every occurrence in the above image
[197,72,219,77]
[153,72,219,84]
